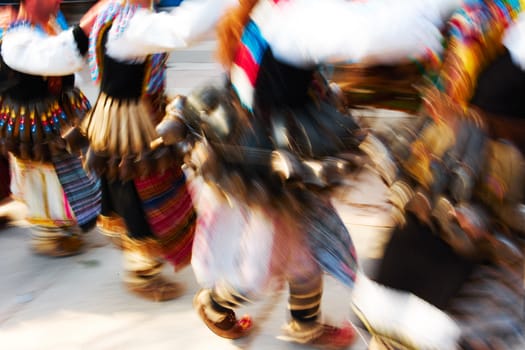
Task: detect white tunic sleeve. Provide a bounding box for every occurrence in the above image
[1,26,85,76]
[258,0,462,67]
[106,0,238,61]
[503,13,525,71]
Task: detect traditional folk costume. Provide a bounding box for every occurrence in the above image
[151,0,459,346]
[80,0,228,301]
[353,1,525,348]
[0,8,100,256]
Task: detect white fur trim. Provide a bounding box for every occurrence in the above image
[105,9,186,61]
[107,0,238,61]
[1,26,84,76]
[250,0,278,29]
[351,272,461,350]
[252,0,453,67]
[503,13,525,72]
[231,64,254,108]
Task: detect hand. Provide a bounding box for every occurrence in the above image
[155,96,188,146]
[0,6,16,29]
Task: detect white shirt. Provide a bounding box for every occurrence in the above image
[107,0,461,65]
[503,12,525,71]
[105,0,238,61]
[1,26,85,76]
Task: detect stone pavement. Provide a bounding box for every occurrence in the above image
[0,167,396,350]
[0,40,407,350]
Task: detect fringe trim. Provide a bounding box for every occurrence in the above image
[81,92,177,180]
[0,88,90,162]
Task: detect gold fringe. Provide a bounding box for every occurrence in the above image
[82,93,162,159]
[108,96,121,155]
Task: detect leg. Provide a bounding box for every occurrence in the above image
[101,176,184,301]
[97,213,126,249]
[121,234,184,302]
[283,272,325,341]
[30,225,83,257]
[11,157,84,257]
[281,229,356,349]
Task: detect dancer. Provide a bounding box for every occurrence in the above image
[146,0,461,346]
[79,0,234,301]
[0,5,16,228]
[0,0,101,256]
[354,0,525,348]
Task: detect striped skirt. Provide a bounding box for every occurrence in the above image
[52,153,101,231]
[134,166,196,270]
[10,158,77,228]
[10,154,100,230]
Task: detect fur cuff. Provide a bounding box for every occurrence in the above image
[351,272,460,350]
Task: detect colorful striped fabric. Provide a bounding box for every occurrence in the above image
[143,53,168,99]
[231,20,268,110]
[134,166,196,270]
[52,153,101,230]
[435,0,524,103]
[55,11,69,31]
[304,196,358,288]
[230,0,286,110]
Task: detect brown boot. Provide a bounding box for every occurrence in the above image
[30,227,84,257]
[125,274,184,302]
[193,289,252,339]
[123,238,183,302]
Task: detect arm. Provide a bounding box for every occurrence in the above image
[105,0,237,60]
[1,25,88,76]
[258,0,462,67]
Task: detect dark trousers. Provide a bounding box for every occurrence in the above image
[373,214,474,309]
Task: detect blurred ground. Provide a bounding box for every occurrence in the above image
[0,39,409,350]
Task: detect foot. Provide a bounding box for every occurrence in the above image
[193,289,252,339]
[309,322,356,349]
[125,275,184,302]
[97,215,126,250]
[31,234,84,257]
[280,320,356,350]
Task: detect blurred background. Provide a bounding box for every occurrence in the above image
[0,0,183,25]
